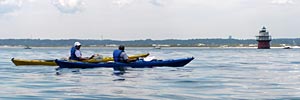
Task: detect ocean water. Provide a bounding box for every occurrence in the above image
[1,47,300,99]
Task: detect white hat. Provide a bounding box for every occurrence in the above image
[74,42,81,46]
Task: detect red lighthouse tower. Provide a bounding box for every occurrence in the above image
[256,27,272,49]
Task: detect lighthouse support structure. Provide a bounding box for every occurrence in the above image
[257,39,271,49]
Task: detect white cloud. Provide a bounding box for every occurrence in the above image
[112,0,169,7]
[112,0,135,7]
[0,0,23,14]
[149,0,164,6]
[27,0,35,2]
[52,0,84,14]
[271,0,294,4]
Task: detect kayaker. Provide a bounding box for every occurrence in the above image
[113,45,131,74]
[113,45,131,63]
[69,42,93,61]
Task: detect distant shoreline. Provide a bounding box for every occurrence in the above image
[0,38,299,48]
[1,46,299,49]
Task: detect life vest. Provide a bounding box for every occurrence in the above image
[113,49,123,62]
[69,47,79,60]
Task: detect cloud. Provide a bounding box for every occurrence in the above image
[112,0,135,7]
[52,0,84,14]
[271,0,294,4]
[149,0,165,6]
[112,0,169,7]
[0,0,23,14]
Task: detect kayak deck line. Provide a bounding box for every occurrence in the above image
[11,53,150,66]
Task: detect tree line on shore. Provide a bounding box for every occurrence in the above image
[0,38,299,47]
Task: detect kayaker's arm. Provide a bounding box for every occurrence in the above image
[123,53,139,63]
[78,57,90,61]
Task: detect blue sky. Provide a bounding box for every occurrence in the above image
[0,0,299,40]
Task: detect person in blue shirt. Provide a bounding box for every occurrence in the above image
[113,45,130,63]
[69,42,93,61]
[113,45,135,74]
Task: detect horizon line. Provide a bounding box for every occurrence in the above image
[0,38,300,41]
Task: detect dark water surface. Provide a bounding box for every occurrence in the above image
[1,47,300,99]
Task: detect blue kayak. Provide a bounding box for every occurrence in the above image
[55,57,194,68]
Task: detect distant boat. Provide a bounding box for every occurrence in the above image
[154,45,161,49]
[283,46,292,49]
[24,45,32,49]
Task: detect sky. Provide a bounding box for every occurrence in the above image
[0,0,299,40]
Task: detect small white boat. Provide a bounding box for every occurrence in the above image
[154,46,161,49]
[24,45,32,49]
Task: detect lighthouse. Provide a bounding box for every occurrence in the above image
[256,27,272,49]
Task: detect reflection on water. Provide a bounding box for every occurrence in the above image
[1,47,300,99]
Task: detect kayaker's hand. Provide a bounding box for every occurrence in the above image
[79,57,90,61]
[89,55,95,59]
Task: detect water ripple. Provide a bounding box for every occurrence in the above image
[1,47,300,99]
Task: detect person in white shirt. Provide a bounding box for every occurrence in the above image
[69,42,93,61]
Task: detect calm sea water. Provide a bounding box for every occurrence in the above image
[1,47,300,99]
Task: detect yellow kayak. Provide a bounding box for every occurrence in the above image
[12,53,149,66]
